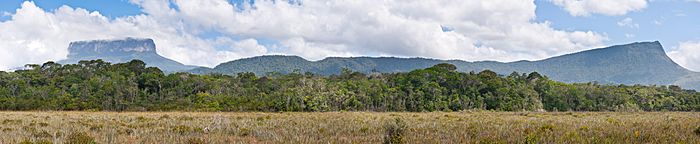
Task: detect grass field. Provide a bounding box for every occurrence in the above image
[1,111,700,143]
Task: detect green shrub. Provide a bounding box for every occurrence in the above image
[172,125,192,134]
[524,133,540,144]
[359,127,369,133]
[178,116,194,121]
[238,128,251,136]
[172,125,202,134]
[186,137,207,144]
[2,119,22,125]
[19,139,33,144]
[119,128,134,135]
[256,115,271,121]
[88,124,103,131]
[37,122,49,127]
[539,124,555,132]
[136,116,150,122]
[35,139,53,144]
[383,118,406,144]
[65,132,96,144]
[32,130,52,138]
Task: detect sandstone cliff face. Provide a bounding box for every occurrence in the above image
[59,38,196,72]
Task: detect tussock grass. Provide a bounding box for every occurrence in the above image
[383,117,406,144]
[0,111,698,143]
[65,132,96,144]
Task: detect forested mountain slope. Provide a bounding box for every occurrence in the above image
[192,42,699,90]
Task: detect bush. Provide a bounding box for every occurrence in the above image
[37,122,49,127]
[524,133,540,144]
[172,125,203,134]
[186,137,207,144]
[65,132,96,144]
[172,125,192,134]
[19,139,33,144]
[32,130,52,138]
[238,128,251,136]
[37,139,53,144]
[383,118,407,144]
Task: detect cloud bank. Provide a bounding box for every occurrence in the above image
[1,0,612,70]
[669,41,700,72]
[551,0,648,16]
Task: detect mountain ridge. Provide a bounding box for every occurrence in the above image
[190,41,699,90]
[52,38,699,90]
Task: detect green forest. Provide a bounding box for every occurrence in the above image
[0,60,698,112]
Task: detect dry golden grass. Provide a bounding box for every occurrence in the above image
[0,111,699,143]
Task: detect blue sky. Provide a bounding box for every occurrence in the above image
[0,0,699,71]
[535,0,700,48]
[2,0,697,50]
[0,0,142,19]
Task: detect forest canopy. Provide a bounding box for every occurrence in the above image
[0,60,698,112]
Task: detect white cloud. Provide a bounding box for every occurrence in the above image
[1,0,607,70]
[653,20,663,26]
[0,1,267,70]
[669,41,700,71]
[163,0,607,61]
[213,38,268,60]
[551,0,647,16]
[617,18,640,29]
[280,37,355,60]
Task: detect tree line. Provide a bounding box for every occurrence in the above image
[0,60,698,112]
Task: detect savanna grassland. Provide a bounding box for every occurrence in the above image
[1,111,700,144]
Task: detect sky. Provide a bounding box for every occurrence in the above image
[0,0,699,71]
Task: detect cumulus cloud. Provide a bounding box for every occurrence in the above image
[617,18,640,29]
[280,37,355,60]
[653,20,663,26]
[164,0,607,61]
[0,1,267,70]
[668,41,700,71]
[213,38,268,60]
[551,0,647,16]
[1,0,607,70]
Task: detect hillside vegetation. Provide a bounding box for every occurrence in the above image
[191,42,700,90]
[1,60,698,112]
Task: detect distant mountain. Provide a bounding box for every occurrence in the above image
[191,41,700,90]
[58,38,197,72]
